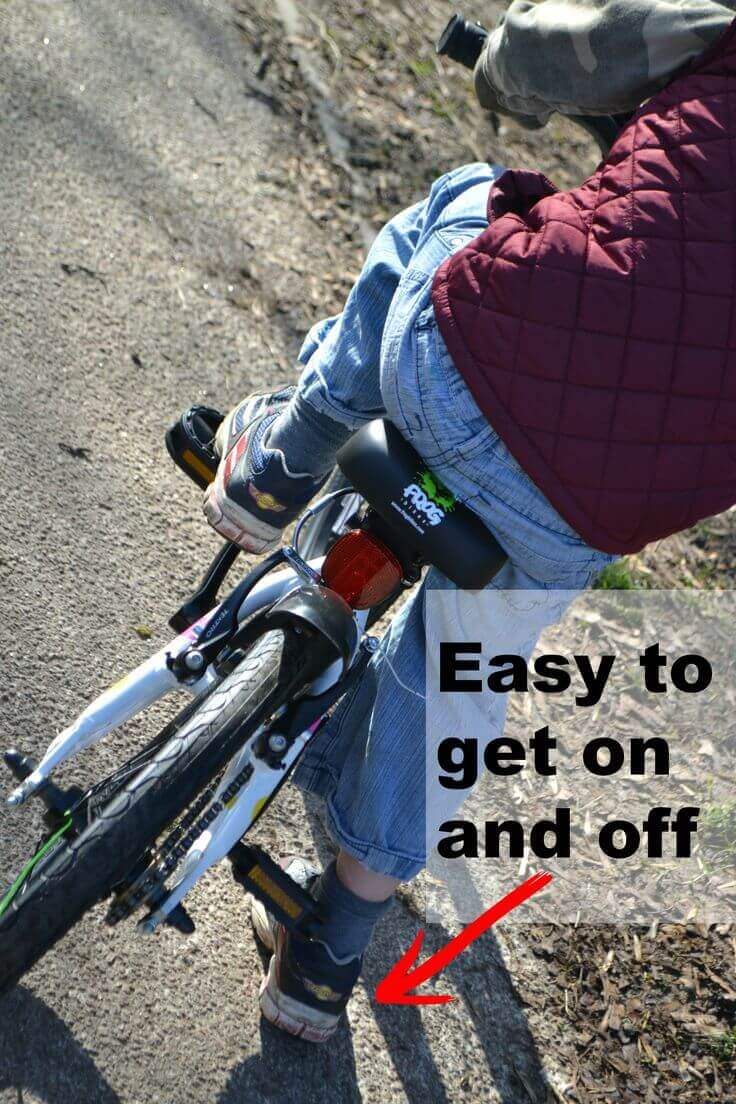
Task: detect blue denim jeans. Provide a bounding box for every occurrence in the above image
[290,164,615,881]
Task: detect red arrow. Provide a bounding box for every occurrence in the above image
[375,870,553,1006]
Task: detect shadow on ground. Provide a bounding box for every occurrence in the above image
[0,771,550,1104]
[218,796,552,1104]
[0,988,121,1104]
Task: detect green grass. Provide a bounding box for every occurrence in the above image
[710,1026,736,1063]
[429,91,453,119]
[701,800,736,858]
[408,57,434,80]
[593,560,636,590]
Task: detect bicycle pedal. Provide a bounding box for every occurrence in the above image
[230,843,319,937]
[164,903,196,935]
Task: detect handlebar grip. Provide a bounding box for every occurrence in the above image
[436,14,488,70]
[436,13,628,158]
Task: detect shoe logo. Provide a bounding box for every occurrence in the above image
[247,485,287,512]
[302,977,344,1003]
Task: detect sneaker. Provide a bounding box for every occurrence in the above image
[251,858,361,1043]
[203,389,326,553]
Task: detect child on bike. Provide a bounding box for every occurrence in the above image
[204,1,736,1041]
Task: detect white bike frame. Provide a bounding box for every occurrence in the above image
[6,550,371,933]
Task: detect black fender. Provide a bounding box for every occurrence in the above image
[266,585,358,674]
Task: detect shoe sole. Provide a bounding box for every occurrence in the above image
[250,896,276,953]
[202,480,280,554]
[252,898,340,1044]
[250,861,341,1044]
[258,955,339,1044]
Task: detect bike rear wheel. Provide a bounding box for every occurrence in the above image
[0,628,319,996]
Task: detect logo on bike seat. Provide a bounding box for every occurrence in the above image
[400,470,456,528]
[418,470,456,512]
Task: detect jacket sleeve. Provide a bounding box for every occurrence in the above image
[474,0,735,120]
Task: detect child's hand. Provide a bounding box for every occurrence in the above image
[203,388,327,553]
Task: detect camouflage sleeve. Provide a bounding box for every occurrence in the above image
[474,0,736,120]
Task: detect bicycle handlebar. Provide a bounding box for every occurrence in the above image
[436,13,627,158]
[436,13,488,70]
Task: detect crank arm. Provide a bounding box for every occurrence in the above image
[138,726,314,933]
[137,635,374,934]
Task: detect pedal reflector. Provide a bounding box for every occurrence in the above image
[230,843,319,935]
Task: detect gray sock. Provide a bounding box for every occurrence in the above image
[311,860,393,961]
[268,391,352,479]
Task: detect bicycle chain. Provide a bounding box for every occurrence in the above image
[158,762,254,879]
[106,762,254,925]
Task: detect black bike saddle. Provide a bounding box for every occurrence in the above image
[337,420,507,589]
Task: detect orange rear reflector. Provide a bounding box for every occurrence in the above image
[322,531,402,609]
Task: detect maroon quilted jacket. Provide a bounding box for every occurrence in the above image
[432,19,736,555]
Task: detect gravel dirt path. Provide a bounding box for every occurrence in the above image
[0,3,558,1102]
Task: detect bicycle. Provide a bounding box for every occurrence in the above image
[0,404,506,994]
[0,12,623,996]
